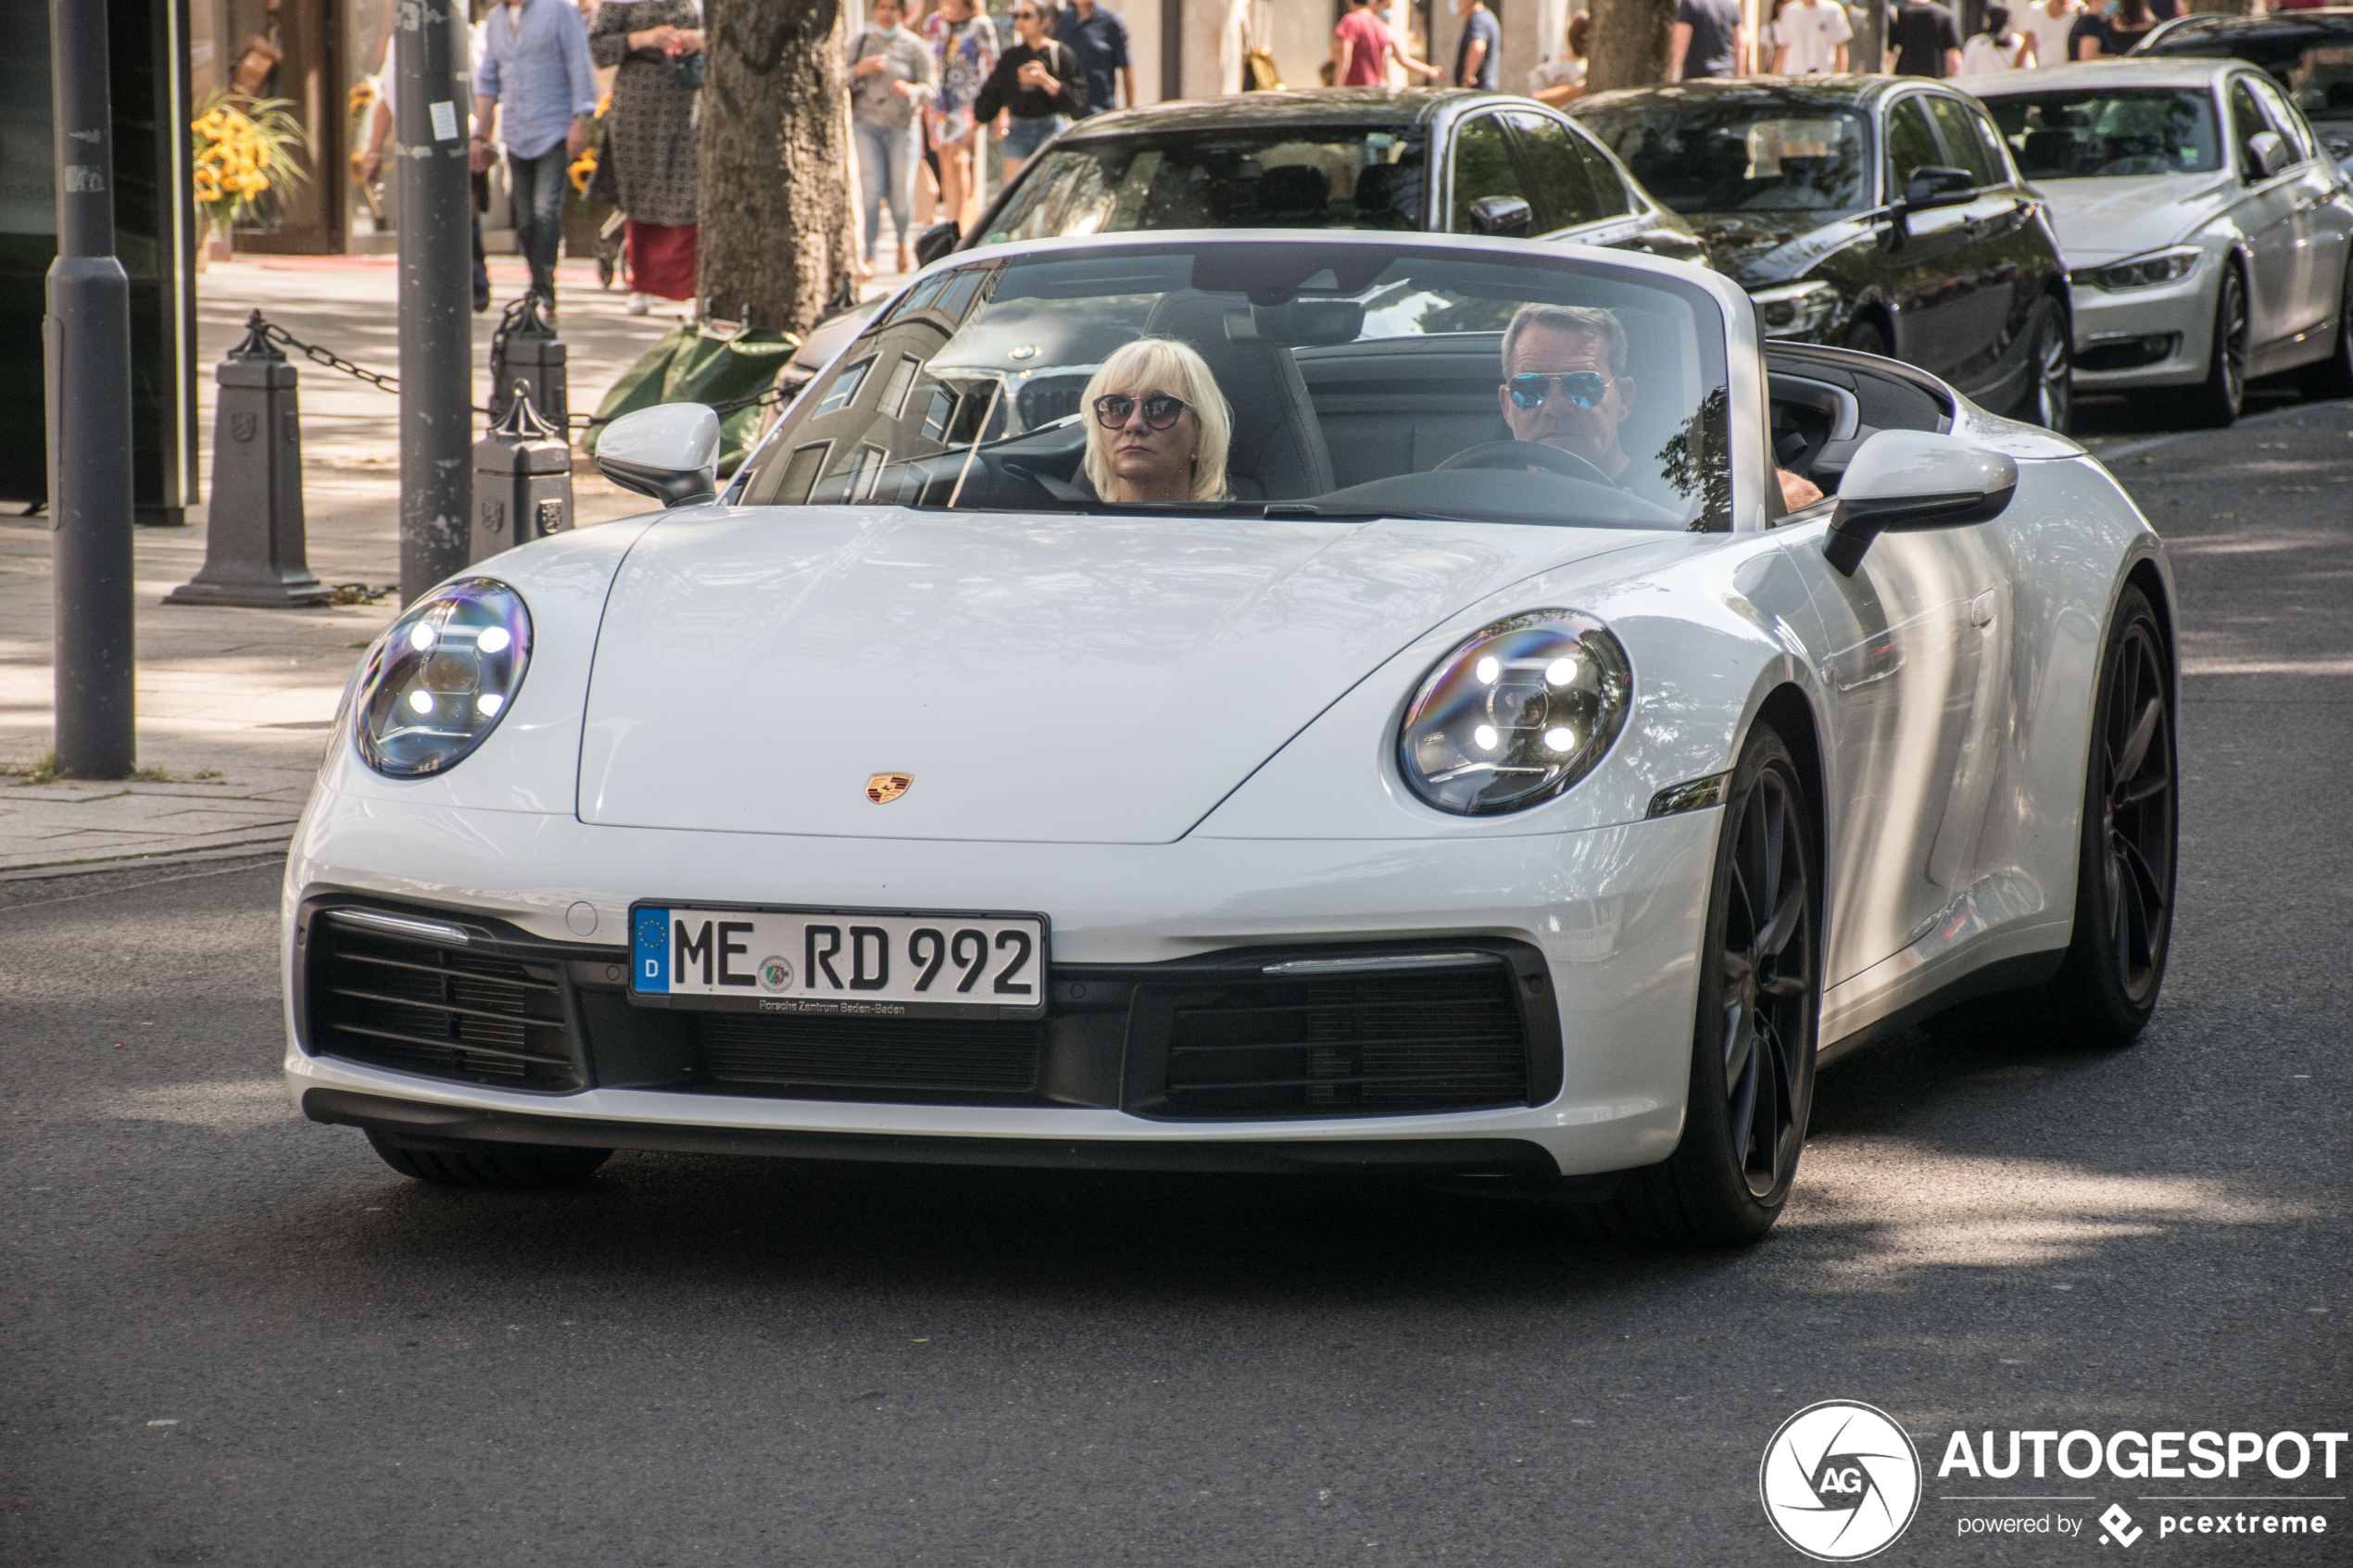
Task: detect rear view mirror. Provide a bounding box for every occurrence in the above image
[1468,195,1534,238]
[1821,430,2017,575]
[1902,166,1978,208]
[912,220,960,267]
[2243,130,2289,181]
[596,403,722,508]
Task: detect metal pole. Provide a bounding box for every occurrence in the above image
[46,0,136,778]
[396,0,474,603]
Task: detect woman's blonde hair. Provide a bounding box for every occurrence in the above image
[1080,336,1233,504]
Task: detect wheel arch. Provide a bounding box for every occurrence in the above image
[1751,682,1826,858]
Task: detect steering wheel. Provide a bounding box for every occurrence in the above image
[1434,439,1614,487]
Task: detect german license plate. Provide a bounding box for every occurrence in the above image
[628,903,1048,1018]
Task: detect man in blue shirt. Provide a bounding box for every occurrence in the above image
[471,0,598,308]
[1051,0,1133,118]
[1453,0,1501,88]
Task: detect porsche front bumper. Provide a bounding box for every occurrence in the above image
[283,792,1721,1179]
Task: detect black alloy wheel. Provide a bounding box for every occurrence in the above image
[2296,258,2353,399]
[1602,727,1818,1247]
[2019,295,2072,433]
[1843,316,1892,359]
[2190,265,2248,428]
[367,1131,612,1187]
[2036,584,2177,1046]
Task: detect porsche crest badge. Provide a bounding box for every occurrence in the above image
[866,772,912,805]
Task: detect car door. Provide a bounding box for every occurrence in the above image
[1447,111,1536,233]
[2228,72,2307,354]
[2248,73,2352,354]
[1924,93,2037,397]
[1881,92,1980,381]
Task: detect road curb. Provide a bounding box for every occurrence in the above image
[2085,395,2353,468]
[0,835,293,884]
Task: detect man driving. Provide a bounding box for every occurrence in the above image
[1498,303,1824,510]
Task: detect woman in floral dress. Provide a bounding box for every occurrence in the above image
[589,0,703,312]
[924,0,999,233]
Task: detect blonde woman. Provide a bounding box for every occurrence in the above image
[1080,338,1233,505]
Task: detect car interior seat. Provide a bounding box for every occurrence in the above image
[2019,129,2079,178]
[1139,289,1337,499]
[1350,162,1417,229]
[1256,165,1329,224]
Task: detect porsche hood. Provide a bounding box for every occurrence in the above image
[577,508,1645,844]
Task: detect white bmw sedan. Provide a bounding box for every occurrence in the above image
[1974,59,2353,425]
[286,232,2177,1247]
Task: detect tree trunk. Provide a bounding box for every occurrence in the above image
[1585,0,1676,93]
[698,0,859,334]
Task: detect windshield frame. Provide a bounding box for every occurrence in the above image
[729,230,1774,533]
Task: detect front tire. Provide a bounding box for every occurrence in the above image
[1602,728,1818,1247]
[2296,258,2353,400]
[2032,583,2177,1046]
[2016,295,2072,433]
[367,1131,612,1188]
[2187,264,2248,428]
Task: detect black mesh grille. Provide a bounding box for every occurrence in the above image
[1015,375,1089,430]
[308,916,581,1091]
[1155,964,1529,1115]
[695,1013,1044,1098]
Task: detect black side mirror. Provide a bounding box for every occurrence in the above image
[1467,194,1534,238]
[912,220,961,267]
[1902,166,1978,208]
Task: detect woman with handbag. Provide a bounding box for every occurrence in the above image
[973,2,1086,184]
[589,0,704,314]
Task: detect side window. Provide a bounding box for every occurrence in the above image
[1565,121,1637,218]
[1451,114,1529,231]
[1503,111,1605,232]
[1966,106,2020,184]
[1885,95,1944,193]
[2229,79,2272,174]
[1927,95,2003,186]
[2248,76,2319,164]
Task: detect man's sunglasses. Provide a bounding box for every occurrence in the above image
[1092,393,1190,430]
[1507,371,1611,411]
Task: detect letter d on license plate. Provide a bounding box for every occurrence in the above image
[629,903,1048,1019]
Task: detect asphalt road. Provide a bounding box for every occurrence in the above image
[4,397,2347,1568]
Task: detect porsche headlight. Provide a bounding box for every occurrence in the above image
[1399,610,1631,815]
[2082,246,2202,292]
[354,579,533,778]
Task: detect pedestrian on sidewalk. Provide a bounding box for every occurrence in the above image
[1770,0,1853,75]
[850,0,938,278]
[358,69,493,310]
[2016,0,2082,74]
[1888,0,1964,76]
[472,0,598,310]
[1452,0,1501,88]
[1528,12,1590,104]
[1053,0,1137,115]
[1672,0,1750,79]
[589,0,704,314]
[925,0,999,233]
[1335,0,1441,90]
[975,4,1086,183]
[1958,5,2035,73]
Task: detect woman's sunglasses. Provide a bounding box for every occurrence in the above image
[1507,370,1611,411]
[1092,393,1189,430]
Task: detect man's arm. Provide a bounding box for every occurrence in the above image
[1459,29,1488,86]
[1944,44,1962,73]
[1732,23,1751,73]
[1772,40,1791,71]
[562,6,598,158]
[1120,64,1135,107]
[470,92,497,172]
[1389,37,1444,78]
[1331,28,1355,83]
[1670,20,1692,79]
[1832,39,1849,69]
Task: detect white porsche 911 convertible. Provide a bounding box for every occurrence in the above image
[285,232,2177,1245]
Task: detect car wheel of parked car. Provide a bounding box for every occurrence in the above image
[2017,296,2072,433]
[366,1131,613,1187]
[2032,584,2176,1047]
[1842,317,1891,360]
[2189,265,2248,428]
[1599,727,1818,1247]
[2296,259,2353,400]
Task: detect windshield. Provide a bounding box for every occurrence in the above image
[2145,23,2353,123]
[1982,89,2223,178]
[974,127,1430,245]
[739,241,1735,532]
[1573,102,1873,214]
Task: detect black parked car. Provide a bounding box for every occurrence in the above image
[915,88,1707,265]
[2136,8,2353,177]
[1571,79,2074,429]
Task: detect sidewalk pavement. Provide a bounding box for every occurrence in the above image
[0,246,919,878]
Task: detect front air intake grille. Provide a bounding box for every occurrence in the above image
[1150,962,1531,1116]
[694,1013,1044,1100]
[307,913,582,1091]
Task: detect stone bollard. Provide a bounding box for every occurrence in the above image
[168,311,329,608]
[471,383,573,564]
[487,294,568,433]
